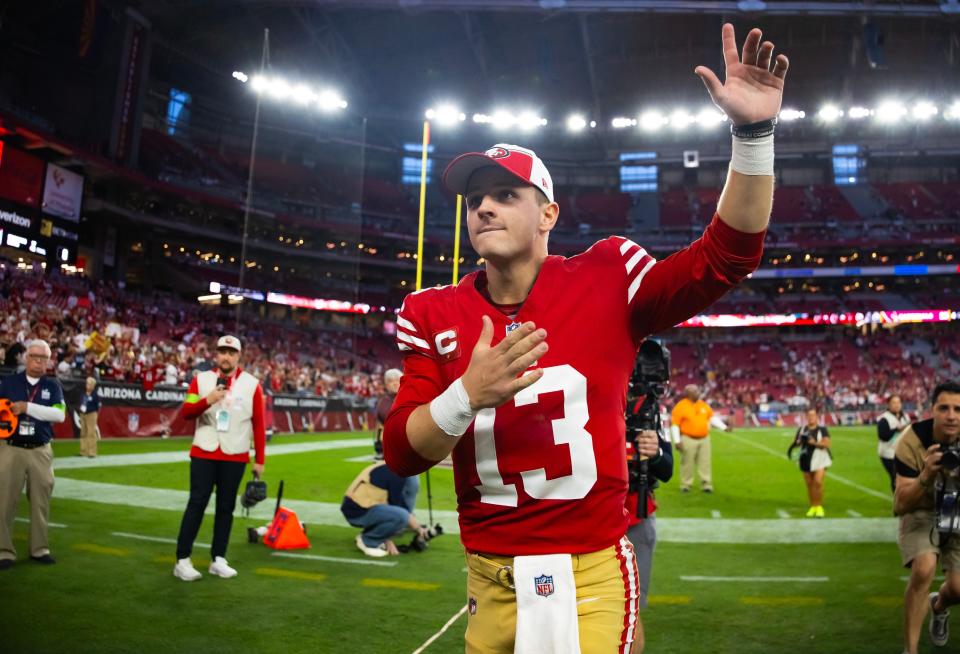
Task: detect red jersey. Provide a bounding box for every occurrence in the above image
[383,215,763,555]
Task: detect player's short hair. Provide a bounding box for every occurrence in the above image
[86,377,97,387]
[931,381,960,406]
[533,187,550,206]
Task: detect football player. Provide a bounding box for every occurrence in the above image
[383,23,788,654]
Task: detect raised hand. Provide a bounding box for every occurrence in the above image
[695,23,789,126]
[461,316,548,411]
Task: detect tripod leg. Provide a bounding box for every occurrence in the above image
[425,470,434,526]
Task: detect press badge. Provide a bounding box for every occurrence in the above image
[19,421,35,437]
[215,409,230,432]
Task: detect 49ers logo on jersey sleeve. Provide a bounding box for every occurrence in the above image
[433,328,461,363]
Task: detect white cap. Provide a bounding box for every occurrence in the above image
[217,335,242,352]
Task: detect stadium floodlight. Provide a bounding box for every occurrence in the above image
[232,71,248,83]
[779,108,805,121]
[473,113,490,124]
[911,101,938,121]
[291,84,313,105]
[425,104,466,125]
[875,101,907,124]
[695,108,725,128]
[848,106,871,120]
[669,109,694,130]
[317,90,348,110]
[639,110,667,132]
[267,78,291,100]
[566,114,588,132]
[248,75,347,111]
[589,120,597,128]
[946,101,960,121]
[517,111,547,130]
[817,104,843,123]
[611,116,637,129]
[491,110,515,129]
[250,75,268,93]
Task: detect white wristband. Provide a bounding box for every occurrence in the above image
[731,133,774,176]
[429,377,476,437]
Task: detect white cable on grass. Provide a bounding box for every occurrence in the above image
[411,604,469,654]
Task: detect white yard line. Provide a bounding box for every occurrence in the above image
[112,531,210,548]
[847,509,863,518]
[271,551,397,568]
[776,509,791,519]
[680,575,829,583]
[54,438,372,470]
[16,517,67,528]
[656,517,896,544]
[54,477,462,531]
[725,432,891,501]
[710,510,722,519]
[411,605,468,654]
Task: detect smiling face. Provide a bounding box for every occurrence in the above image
[464,166,558,265]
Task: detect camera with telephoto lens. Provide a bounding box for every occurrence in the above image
[626,340,670,519]
[398,523,444,553]
[940,442,960,471]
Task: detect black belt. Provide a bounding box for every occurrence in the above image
[6,441,47,449]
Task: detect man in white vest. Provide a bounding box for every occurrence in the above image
[173,335,266,581]
[878,394,911,493]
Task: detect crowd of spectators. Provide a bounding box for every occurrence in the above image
[0,264,393,399]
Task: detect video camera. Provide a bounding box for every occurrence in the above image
[626,340,670,519]
[397,523,444,553]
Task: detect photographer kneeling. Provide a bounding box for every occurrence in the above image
[341,461,428,558]
[894,380,960,654]
[788,408,832,518]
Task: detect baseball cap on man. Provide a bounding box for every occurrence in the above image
[442,143,554,203]
[217,335,242,352]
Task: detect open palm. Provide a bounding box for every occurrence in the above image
[696,24,789,126]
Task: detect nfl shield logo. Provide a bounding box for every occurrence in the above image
[127,413,140,433]
[534,574,554,598]
[506,322,521,335]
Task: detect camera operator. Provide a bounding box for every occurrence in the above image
[341,461,428,558]
[879,395,911,493]
[624,340,673,609]
[894,380,960,654]
[625,426,673,609]
[788,408,832,518]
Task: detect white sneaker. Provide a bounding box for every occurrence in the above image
[208,556,238,578]
[173,558,202,581]
[929,592,950,647]
[355,534,388,558]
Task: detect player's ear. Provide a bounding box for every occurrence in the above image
[539,201,559,234]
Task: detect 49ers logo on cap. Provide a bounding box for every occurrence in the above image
[486,146,510,159]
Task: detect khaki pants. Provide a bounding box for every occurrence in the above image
[680,434,712,491]
[0,442,55,560]
[80,412,99,457]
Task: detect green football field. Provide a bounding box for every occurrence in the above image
[0,427,941,653]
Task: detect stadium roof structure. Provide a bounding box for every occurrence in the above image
[5,0,950,156]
